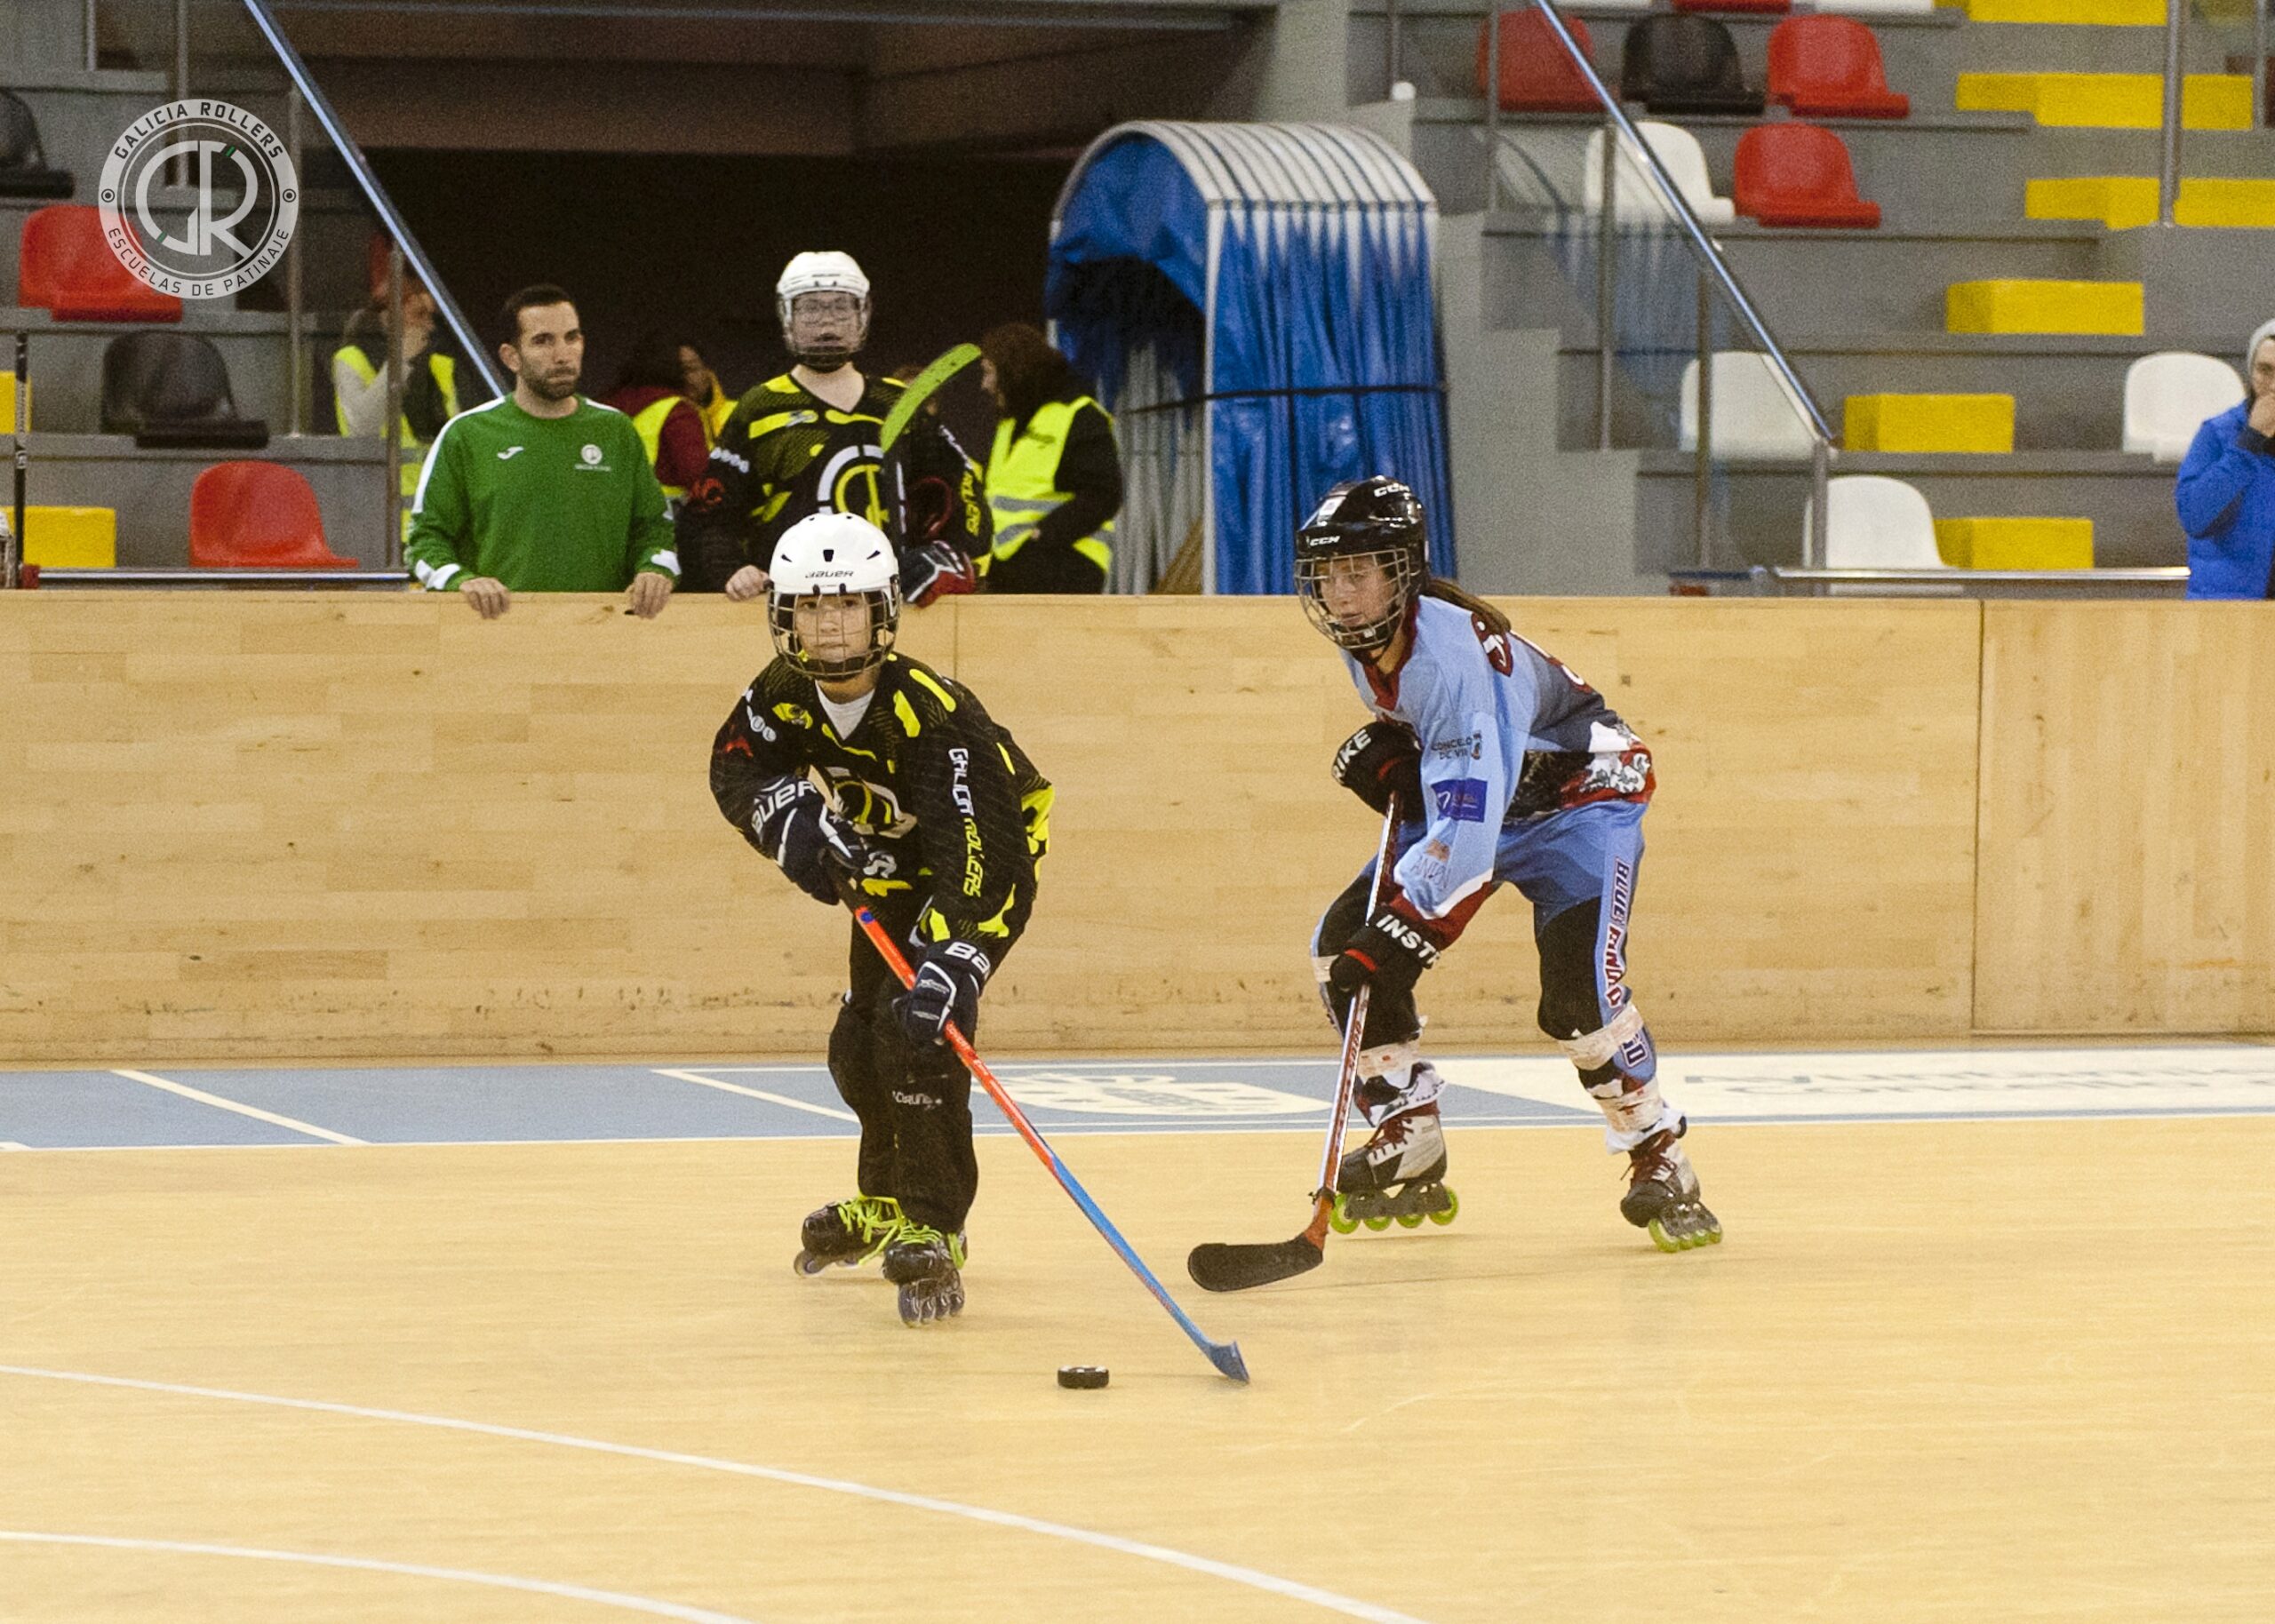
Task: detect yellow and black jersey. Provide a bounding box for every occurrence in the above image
[710,652,1050,947]
[675,371,988,593]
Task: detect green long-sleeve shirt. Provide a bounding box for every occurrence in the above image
[404,394,679,593]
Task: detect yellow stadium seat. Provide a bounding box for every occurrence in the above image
[1846,394,2016,453]
[2025,177,2161,229]
[2028,176,2275,229]
[1948,0,2162,22]
[1956,71,2251,129]
[1947,280,2143,335]
[0,372,28,430]
[20,506,117,568]
[1934,517,2095,569]
[2174,179,2275,228]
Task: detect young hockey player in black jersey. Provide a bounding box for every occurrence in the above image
[1297,477,1721,1253]
[709,511,1051,1325]
[676,251,988,609]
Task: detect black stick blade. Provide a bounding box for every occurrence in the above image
[1186,1236,1325,1294]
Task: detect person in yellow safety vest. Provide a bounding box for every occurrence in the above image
[678,341,736,443]
[332,276,459,524]
[601,330,711,506]
[978,322,1120,594]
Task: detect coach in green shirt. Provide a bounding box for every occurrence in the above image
[407,284,679,619]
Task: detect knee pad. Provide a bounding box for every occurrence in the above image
[1557,1001,1648,1071]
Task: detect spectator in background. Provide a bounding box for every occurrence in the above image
[2176,318,2275,600]
[603,330,712,506]
[680,342,737,442]
[677,251,986,606]
[333,274,459,529]
[406,284,677,620]
[977,322,1120,594]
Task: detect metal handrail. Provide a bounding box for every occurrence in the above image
[1485,2,1839,564]
[1525,2,1837,446]
[238,0,504,400]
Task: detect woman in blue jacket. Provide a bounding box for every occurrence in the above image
[2175,320,2275,600]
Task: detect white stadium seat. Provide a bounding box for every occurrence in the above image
[1825,474,1948,569]
[2122,351,2246,464]
[1679,352,1822,460]
[1581,122,1736,227]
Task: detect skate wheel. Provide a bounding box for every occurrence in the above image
[1429,1187,1460,1226]
[1328,1197,1359,1236]
[793,1249,831,1278]
[1395,1210,1425,1229]
[1362,1214,1393,1232]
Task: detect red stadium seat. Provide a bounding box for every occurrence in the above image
[189,461,354,567]
[17,204,183,322]
[1475,10,1601,115]
[1768,16,1912,119]
[1733,123,1882,228]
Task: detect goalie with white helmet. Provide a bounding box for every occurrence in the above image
[1294,475,1723,1254]
[710,511,1052,1325]
[675,251,989,608]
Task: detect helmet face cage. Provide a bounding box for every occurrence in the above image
[769,582,901,680]
[778,290,870,368]
[1296,541,1424,652]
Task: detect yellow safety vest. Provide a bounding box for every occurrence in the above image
[985,397,1114,575]
[630,394,696,499]
[333,345,459,509]
[700,382,734,443]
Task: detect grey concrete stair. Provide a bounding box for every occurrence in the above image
[17,433,393,568]
[1559,329,2233,452]
[1483,213,2110,338]
[1638,447,2183,568]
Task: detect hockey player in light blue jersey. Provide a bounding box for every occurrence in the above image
[1295,476,1720,1252]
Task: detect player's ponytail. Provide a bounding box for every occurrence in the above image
[1422,577,1513,640]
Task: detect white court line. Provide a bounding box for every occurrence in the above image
[0,1365,1431,1624]
[110,1070,364,1146]
[652,1068,858,1122]
[0,1530,761,1622]
[0,1142,28,1151]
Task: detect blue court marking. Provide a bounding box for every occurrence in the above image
[0,1071,323,1150]
[175,1066,834,1146]
[4,1047,2274,1152]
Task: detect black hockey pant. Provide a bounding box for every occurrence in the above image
[826,889,1026,1234]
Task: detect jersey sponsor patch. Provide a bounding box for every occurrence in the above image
[1433,777,1490,823]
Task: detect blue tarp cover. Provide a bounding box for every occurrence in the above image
[1049,123,1452,593]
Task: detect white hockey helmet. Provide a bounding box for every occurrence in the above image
[768,511,901,679]
[775,251,871,370]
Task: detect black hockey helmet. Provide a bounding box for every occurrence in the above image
[1295,475,1428,652]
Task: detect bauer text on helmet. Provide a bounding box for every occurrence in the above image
[778,251,871,372]
[1295,476,1429,653]
[769,512,901,679]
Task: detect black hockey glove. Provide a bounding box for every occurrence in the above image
[1327,907,1443,999]
[902,540,978,609]
[1331,721,1424,818]
[754,778,874,906]
[896,939,991,1047]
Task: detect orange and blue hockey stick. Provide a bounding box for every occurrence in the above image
[838,880,1250,1383]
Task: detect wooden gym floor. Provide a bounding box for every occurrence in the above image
[1,1048,2271,1621]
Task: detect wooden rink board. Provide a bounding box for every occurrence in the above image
[1,1116,2270,1621]
[0,592,1990,1060]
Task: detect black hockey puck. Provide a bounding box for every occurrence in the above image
[1057,1365,1109,1389]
